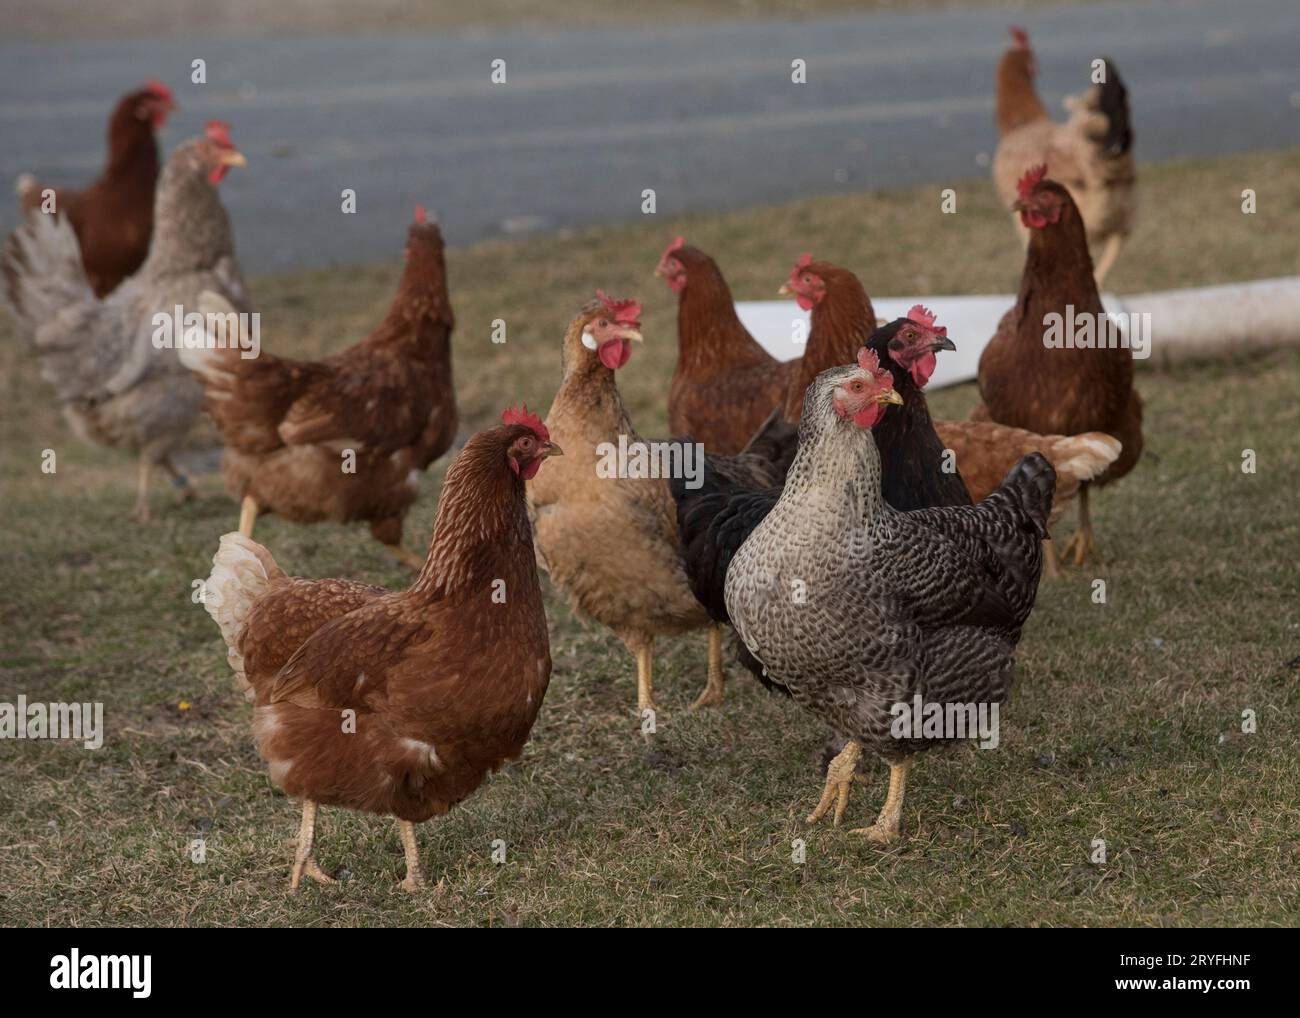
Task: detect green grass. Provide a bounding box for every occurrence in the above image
[1,147,1297,927]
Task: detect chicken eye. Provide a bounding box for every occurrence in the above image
[598,319,608,328]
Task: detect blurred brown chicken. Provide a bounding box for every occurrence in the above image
[181,207,457,567]
[16,81,177,297]
[993,27,1135,287]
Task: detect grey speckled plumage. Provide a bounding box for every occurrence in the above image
[725,363,1054,767]
[3,138,249,464]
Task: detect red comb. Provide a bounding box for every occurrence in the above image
[205,120,234,147]
[658,236,685,266]
[795,253,813,270]
[906,305,946,335]
[1016,164,1048,199]
[144,79,173,101]
[414,204,427,224]
[502,404,549,442]
[856,347,893,387]
[1010,26,1030,48]
[595,290,642,327]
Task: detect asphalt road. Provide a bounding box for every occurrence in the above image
[1,0,1297,274]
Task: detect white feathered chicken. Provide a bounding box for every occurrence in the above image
[3,121,249,520]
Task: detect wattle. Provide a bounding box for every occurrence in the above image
[910,351,936,387]
[852,404,884,429]
[599,339,631,370]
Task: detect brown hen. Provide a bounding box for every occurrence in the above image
[182,207,456,567]
[199,412,560,891]
[977,169,1143,565]
[16,81,176,297]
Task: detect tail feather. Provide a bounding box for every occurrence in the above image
[202,532,286,690]
[1096,59,1133,158]
[997,452,1057,539]
[2,209,94,340]
[1047,431,1121,484]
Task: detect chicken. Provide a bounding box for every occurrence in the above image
[725,350,1055,841]
[659,239,784,453]
[527,292,723,711]
[657,241,866,453]
[789,262,1121,574]
[180,206,456,568]
[16,81,177,297]
[3,121,249,521]
[197,410,561,891]
[993,26,1135,287]
[977,168,1143,565]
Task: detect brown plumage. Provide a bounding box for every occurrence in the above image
[977,175,1143,564]
[16,81,176,297]
[658,241,866,454]
[528,294,725,711]
[992,27,1136,286]
[199,417,560,891]
[181,209,456,567]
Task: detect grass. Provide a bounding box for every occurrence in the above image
[1,146,1298,927]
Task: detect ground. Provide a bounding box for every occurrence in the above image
[0,146,1297,926]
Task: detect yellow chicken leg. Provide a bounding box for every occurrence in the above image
[397,820,425,892]
[130,458,152,523]
[807,739,860,826]
[636,643,657,713]
[849,758,913,844]
[691,625,727,709]
[238,495,259,537]
[1061,484,1096,566]
[1092,233,1123,290]
[289,799,336,891]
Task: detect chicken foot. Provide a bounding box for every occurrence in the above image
[289,799,336,891]
[1061,484,1096,566]
[691,625,727,709]
[807,739,861,826]
[849,758,913,844]
[397,820,425,892]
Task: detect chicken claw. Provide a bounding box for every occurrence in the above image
[1060,526,1095,567]
[806,739,861,826]
[289,799,337,891]
[690,626,727,710]
[848,759,912,844]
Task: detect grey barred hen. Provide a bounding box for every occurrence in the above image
[3,123,249,521]
[725,348,1054,842]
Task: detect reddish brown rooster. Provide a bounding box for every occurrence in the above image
[657,241,866,454]
[16,81,177,297]
[181,207,457,567]
[199,410,561,891]
[977,167,1143,565]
